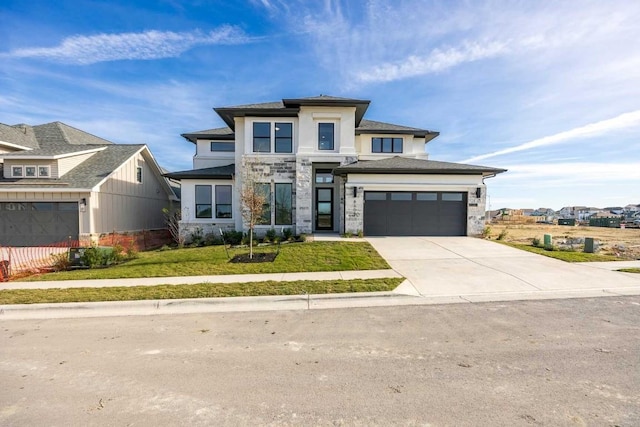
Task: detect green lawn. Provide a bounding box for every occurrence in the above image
[23,241,390,281]
[618,268,640,273]
[0,278,404,305]
[500,242,621,262]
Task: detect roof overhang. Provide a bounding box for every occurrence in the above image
[0,140,34,151]
[0,146,106,160]
[214,107,299,130]
[282,98,370,126]
[355,129,440,141]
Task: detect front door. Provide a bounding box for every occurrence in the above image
[315,188,333,230]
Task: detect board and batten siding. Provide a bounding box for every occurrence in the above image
[90,151,173,233]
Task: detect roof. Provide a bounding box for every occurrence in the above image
[214,95,371,129]
[32,122,113,146]
[0,123,40,149]
[181,126,235,144]
[356,119,439,140]
[164,164,235,180]
[333,156,507,177]
[0,145,145,189]
[1,144,106,158]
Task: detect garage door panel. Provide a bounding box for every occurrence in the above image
[364,191,467,236]
[0,202,79,246]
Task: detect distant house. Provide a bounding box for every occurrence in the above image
[0,122,178,246]
[166,95,506,238]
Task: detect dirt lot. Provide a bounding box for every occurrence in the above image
[489,223,640,260]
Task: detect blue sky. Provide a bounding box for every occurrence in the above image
[1,0,639,210]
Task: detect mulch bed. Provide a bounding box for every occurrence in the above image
[229,252,278,263]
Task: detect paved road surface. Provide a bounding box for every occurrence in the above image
[2,297,639,426]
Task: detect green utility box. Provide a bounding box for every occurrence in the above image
[584,237,595,253]
[544,234,553,250]
[558,218,575,226]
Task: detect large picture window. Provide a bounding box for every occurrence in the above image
[275,183,293,225]
[195,185,212,218]
[215,185,232,218]
[318,123,334,150]
[253,122,271,152]
[372,137,403,153]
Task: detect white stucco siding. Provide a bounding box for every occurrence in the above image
[241,117,299,155]
[91,152,173,233]
[345,173,484,189]
[297,106,356,155]
[354,134,428,160]
[193,139,235,169]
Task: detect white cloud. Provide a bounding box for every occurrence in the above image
[7,27,249,65]
[461,110,640,163]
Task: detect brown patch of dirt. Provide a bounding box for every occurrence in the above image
[229,252,278,263]
[489,223,640,260]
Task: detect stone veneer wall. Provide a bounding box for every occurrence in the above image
[343,184,364,234]
[295,157,313,234]
[467,186,487,236]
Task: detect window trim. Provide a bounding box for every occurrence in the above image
[11,165,24,178]
[275,183,293,225]
[274,122,293,153]
[24,165,37,178]
[38,165,50,178]
[253,122,272,153]
[136,166,143,184]
[210,141,235,152]
[251,120,295,154]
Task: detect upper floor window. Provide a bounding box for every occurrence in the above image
[275,123,292,153]
[25,166,37,177]
[38,166,50,177]
[252,122,293,153]
[253,122,271,152]
[211,141,235,152]
[372,137,403,153]
[136,166,143,183]
[12,166,23,177]
[318,123,334,150]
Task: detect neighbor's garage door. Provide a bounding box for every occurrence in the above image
[364,191,467,236]
[0,202,79,246]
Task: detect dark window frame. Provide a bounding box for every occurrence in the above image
[210,141,235,152]
[275,122,293,153]
[275,183,293,225]
[195,185,212,218]
[371,137,403,153]
[253,122,271,153]
[136,166,143,183]
[215,185,233,219]
[318,123,335,151]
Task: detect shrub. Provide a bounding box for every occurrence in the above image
[189,228,204,246]
[531,237,541,247]
[204,233,220,246]
[482,225,492,239]
[357,230,364,238]
[282,228,293,241]
[497,229,509,241]
[299,234,308,242]
[81,245,105,268]
[50,252,71,272]
[222,230,243,245]
[265,228,277,242]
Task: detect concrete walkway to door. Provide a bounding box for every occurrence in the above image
[366,236,640,299]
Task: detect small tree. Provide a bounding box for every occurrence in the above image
[240,172,267,259]
[162,207,184,248]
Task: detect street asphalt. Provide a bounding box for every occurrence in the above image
[1,236,640,320]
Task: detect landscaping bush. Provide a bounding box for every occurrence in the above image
[265,228,277,242]
[531,237,541,247]
[497,229,509,240]
[222,230,243,245]
[482,225,492,239]
[282,228,293,241]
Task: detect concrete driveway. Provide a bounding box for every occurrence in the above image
[366,236,640,297]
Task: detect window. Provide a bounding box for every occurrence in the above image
[215,185,232,218]
[275,183,293,225]
[372,137,403,153]
[442,193,464,202]
[12,166,23,177]
[253,122,271,152]
[416,192,437,201]
[365,192,386,201]
[25,166,36,177]
[318,123,334,150]
[275,123,292,153]
[210,141,235,152]
[256,183,271,224]
[315,169,334,184]
[391,193,412,201]
[195,185,212,218]
[136,166,143,183]
[38,166,50,177]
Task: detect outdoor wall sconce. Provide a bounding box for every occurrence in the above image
[79,198,87,212]
[475,187,482,198]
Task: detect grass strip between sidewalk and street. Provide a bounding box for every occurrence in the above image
[499,242,621,262]
[23,241,389,281]
[618,268,640,273]
[0,278,404,305]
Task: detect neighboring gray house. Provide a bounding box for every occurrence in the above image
[0,122,178,246]
[166,95,505,238]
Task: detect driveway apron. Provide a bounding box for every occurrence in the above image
[366,237,640,297]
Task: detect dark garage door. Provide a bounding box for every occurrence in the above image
[0,202,79,246]
[364,191,467,236]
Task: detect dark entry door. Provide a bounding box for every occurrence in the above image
[315,188,333,230]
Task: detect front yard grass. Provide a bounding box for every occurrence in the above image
[22,241,390,281]
[618,268,640,273]
[499,242,621,262]
[0,278,404,305]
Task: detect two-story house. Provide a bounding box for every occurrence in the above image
[166,95,505,239]
[0,122,178,246]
